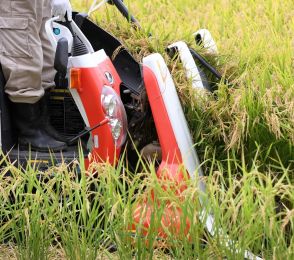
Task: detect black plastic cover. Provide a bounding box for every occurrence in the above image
[74,13,144,96]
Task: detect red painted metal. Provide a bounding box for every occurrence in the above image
[131,66,190,238]
[71,57,123,164]
[142,66,186,183]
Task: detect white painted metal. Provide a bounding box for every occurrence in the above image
[168,41,205,89]
[194,29,218,55]
[91,49,108,65]
[68,49,107,68]
[69,53,97,68]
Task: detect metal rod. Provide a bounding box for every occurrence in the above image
[88,0,108,16]
[68,118,109,144]
[189,48,223,80]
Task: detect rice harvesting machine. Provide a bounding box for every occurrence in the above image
[0,1,262,259]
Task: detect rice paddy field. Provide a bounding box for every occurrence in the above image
[0,0,293,259]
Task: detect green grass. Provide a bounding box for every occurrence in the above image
[1,150,294,259]
[1,0,294,259]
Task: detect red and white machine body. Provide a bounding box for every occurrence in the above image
[46,18,127,165]
[133,53,211,237]
[42,10,262,258]
[43,14,261,260]
[46,16,206,233]
[46,16,205,230]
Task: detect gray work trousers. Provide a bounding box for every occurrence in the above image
[0,0,55,104]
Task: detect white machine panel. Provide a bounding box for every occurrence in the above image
[168,41,205,89]
[194,29,218,55]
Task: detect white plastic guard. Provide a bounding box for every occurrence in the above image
[194,29,218,55]
[168,41,205,89]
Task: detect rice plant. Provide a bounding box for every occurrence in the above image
[0,0,293,259]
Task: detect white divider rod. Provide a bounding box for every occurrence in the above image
[88,0,108,16]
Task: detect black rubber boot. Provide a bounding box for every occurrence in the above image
[40,91,73,145]
[11,101,67,152]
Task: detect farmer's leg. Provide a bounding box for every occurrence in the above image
[40,0,56,90]
[38,0,72,144]
[0,0,67,151]
[0,0,44,104]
